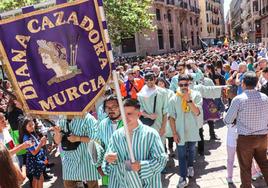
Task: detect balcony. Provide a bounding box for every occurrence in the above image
[179,2,188,10]
[212,0,221,3]
[166,0,175,5]
[189,6,200,15]
[259,5,268,17]
[154,0,165,4]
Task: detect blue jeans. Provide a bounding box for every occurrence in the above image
[177,142,196,179]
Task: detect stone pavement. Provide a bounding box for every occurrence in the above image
[163,119,266,188]
[23,120,267,188]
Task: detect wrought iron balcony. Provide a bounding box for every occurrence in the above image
[154,0,165,4]
[259,5,268,17]
[166,0,175,5]
[179,2,188,9]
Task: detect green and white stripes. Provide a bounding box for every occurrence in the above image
[58,113,100,181]
[102,123,168,188]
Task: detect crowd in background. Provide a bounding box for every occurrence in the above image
[1,43,268,188]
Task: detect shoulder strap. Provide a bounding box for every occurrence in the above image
[66,119,72,134]
[153,94,157,113]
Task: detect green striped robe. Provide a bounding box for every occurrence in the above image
[58,113,100,181]
[102,123,168,188]
[137,86,168,132]
[97,117,119,148]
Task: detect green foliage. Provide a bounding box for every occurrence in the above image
[0,0,45,12]
[0,0,155,46]
[103,0,155,46]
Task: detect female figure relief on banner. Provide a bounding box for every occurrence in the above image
[37,40,81,85]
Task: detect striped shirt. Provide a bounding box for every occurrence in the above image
[224,90,268,135]
[97,117,122,149]
[102,123,167,188]
[58,113,100,181]
[137,86,168,131]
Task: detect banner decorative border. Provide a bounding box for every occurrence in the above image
[0,0,112,116]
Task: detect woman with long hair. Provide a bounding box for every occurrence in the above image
[0,143,22,188]
[19,117,47,188]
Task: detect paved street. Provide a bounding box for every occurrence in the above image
[23,120,267,188]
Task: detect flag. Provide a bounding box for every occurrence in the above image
[199,36,208,50]
[0,0,112,116]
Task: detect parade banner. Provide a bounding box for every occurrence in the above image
[0,0,112,116]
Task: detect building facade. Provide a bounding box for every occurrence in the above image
[229,0,243,41]
[225,10,232,39]
[199,0,225,45]
[115,0,201,57]
[229,0,263,43]
[239,0,261,43]
[259,0,268,46]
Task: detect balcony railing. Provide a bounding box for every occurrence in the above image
[212,0,221,3]
[189,6,200,14]
[259,5,268,17]
[154,0,165,3]
[180,2,188,9]
[166,0,175,5]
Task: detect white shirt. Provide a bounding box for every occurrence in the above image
[231,61,239,71]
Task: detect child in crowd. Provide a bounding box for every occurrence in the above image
[19,117,47,188]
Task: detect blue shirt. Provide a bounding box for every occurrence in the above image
[224,90,268,135]
[237,74,244,95]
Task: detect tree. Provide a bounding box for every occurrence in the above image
[0,0,155,47]
[0,0,45,12]
[103,0,155,46]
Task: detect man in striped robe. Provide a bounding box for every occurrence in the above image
[53,113,100,188]
[97,95,123,185]
[102,99,168,188]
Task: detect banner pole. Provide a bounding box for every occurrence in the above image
[112,71,135,163]
[96,1,135,163]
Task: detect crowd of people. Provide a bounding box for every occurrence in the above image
[1,43,268,188]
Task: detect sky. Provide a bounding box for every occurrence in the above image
[224,0,232,18]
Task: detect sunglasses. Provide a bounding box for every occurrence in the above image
[179,83,189,87]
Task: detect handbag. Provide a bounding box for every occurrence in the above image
[139,94,157,126]
[61,120,81,151]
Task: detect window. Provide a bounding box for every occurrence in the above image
[169,30,174,49]
[266,23,268,37]
[156,9,161,21]
[158,29,164,50]
[253,1,258,11]
[191,31,194,46]
[197,32,200,45]
[206,13,209,22]
[190,17,192,25]
[167,10,172,22]
[121,36,136,53]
